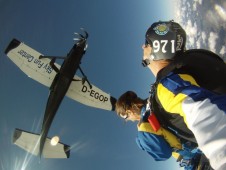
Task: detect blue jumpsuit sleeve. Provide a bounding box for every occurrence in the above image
[136,131,172,161]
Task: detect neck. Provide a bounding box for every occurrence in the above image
[131,102,145,121]
[148,60,170,77]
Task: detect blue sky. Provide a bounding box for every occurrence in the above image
[0,1,182,170]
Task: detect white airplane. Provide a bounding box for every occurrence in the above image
[5,30,116,159]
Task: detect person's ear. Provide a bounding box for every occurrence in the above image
[126,110,132,114]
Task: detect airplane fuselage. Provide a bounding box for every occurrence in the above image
[39,39,87,157]
[5,35,116,159]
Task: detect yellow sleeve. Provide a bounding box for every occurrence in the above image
[138,122,182,150]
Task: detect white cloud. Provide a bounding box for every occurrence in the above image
[196,38,201,49]
[206,10,218,26]
[220,46,226,56]
[187,2,190,9]
[195,0,202,5]
[183,20,198,47]
[193,2,197,11]
[173,0,226,54]
[189,37,195,47]
[186,20,197,36]
[201,32,207,46]
[206,7,226,30]
[208,32,218,53]
[174,0,187,24]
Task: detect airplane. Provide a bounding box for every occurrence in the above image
[5,30,116,159]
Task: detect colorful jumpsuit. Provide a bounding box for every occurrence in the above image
[136,108,202,170]
[137,71,226,170]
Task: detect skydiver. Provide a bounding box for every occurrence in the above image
[115,20,226,170]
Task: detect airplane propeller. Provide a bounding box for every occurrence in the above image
[73,28,88,50]
[73,28,88,41]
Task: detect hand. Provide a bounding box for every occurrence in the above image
[142,44,152,60]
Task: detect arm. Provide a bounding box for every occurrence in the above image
[157,73,226,169]
[136,131,172,161]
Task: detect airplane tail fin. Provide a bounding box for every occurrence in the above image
[13,128,70,159]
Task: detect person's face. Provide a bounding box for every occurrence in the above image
[142,44,153,61]
[120,110,139,122]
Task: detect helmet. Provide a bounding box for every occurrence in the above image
[145,20,186,60]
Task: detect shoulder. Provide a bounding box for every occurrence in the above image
[137,123,171,149]
[137,122,166,142]
[156,72,199,97]
[160,72,198,87]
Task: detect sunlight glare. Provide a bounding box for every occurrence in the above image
[50,136,60,146]
[215,4,226,21]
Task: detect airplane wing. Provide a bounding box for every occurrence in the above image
[5,39,116,111]
[13,129,70,158]
[66,77,116,111]
[5,39,56,87]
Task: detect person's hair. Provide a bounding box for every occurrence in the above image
[115,91,145,117]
